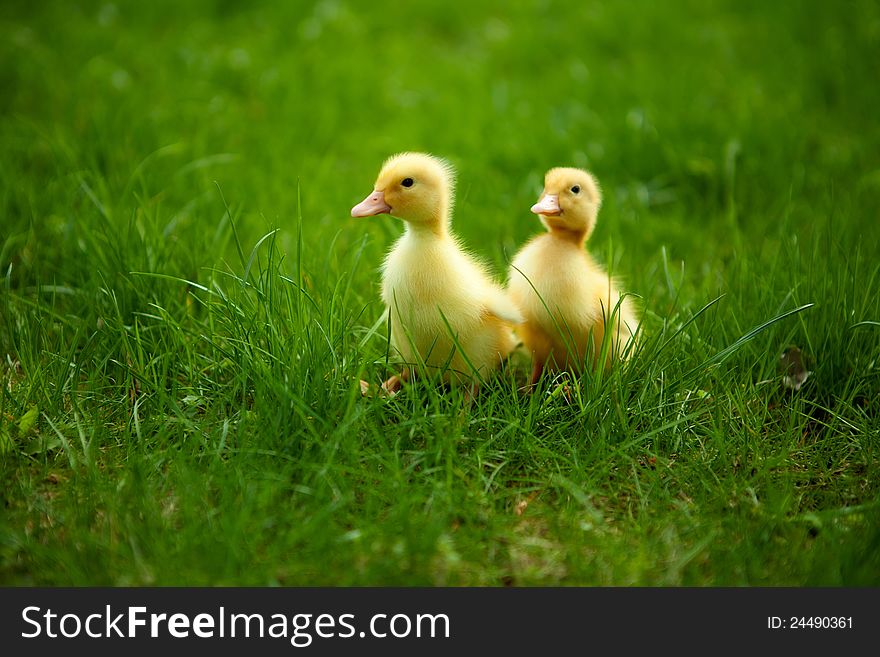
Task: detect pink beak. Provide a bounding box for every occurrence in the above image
[531,194,561,216]
[351,190,392,217]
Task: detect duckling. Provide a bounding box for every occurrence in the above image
[507,167,638,386]
[351,152,522,394]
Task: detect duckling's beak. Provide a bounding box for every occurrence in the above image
[531,194,561,216]
[351,190,392,217]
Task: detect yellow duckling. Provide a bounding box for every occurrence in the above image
[508,167,638,386]
[352,152,522,394]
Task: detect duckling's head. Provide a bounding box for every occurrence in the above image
[531,167,602,240]
[351,152,455,234]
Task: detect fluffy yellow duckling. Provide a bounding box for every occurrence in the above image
[508,167,638,386]
[352,152,522,394]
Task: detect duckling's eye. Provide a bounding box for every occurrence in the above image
[571,185,581,194]
[401,178,414,188]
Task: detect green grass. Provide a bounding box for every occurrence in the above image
[2,0,879,585]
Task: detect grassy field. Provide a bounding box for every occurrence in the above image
[1,0,879,586]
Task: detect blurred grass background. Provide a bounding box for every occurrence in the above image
[1,0,878,585]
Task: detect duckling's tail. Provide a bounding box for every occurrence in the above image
[485,288,525,325]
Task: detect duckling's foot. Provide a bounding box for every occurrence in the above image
[361,370,409,398]
[560,384,574,404]
[359,378,399,398]
[380,375,403,396]
[547,380,577,404]
[462,382,480,405]
[522,359,546,393]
